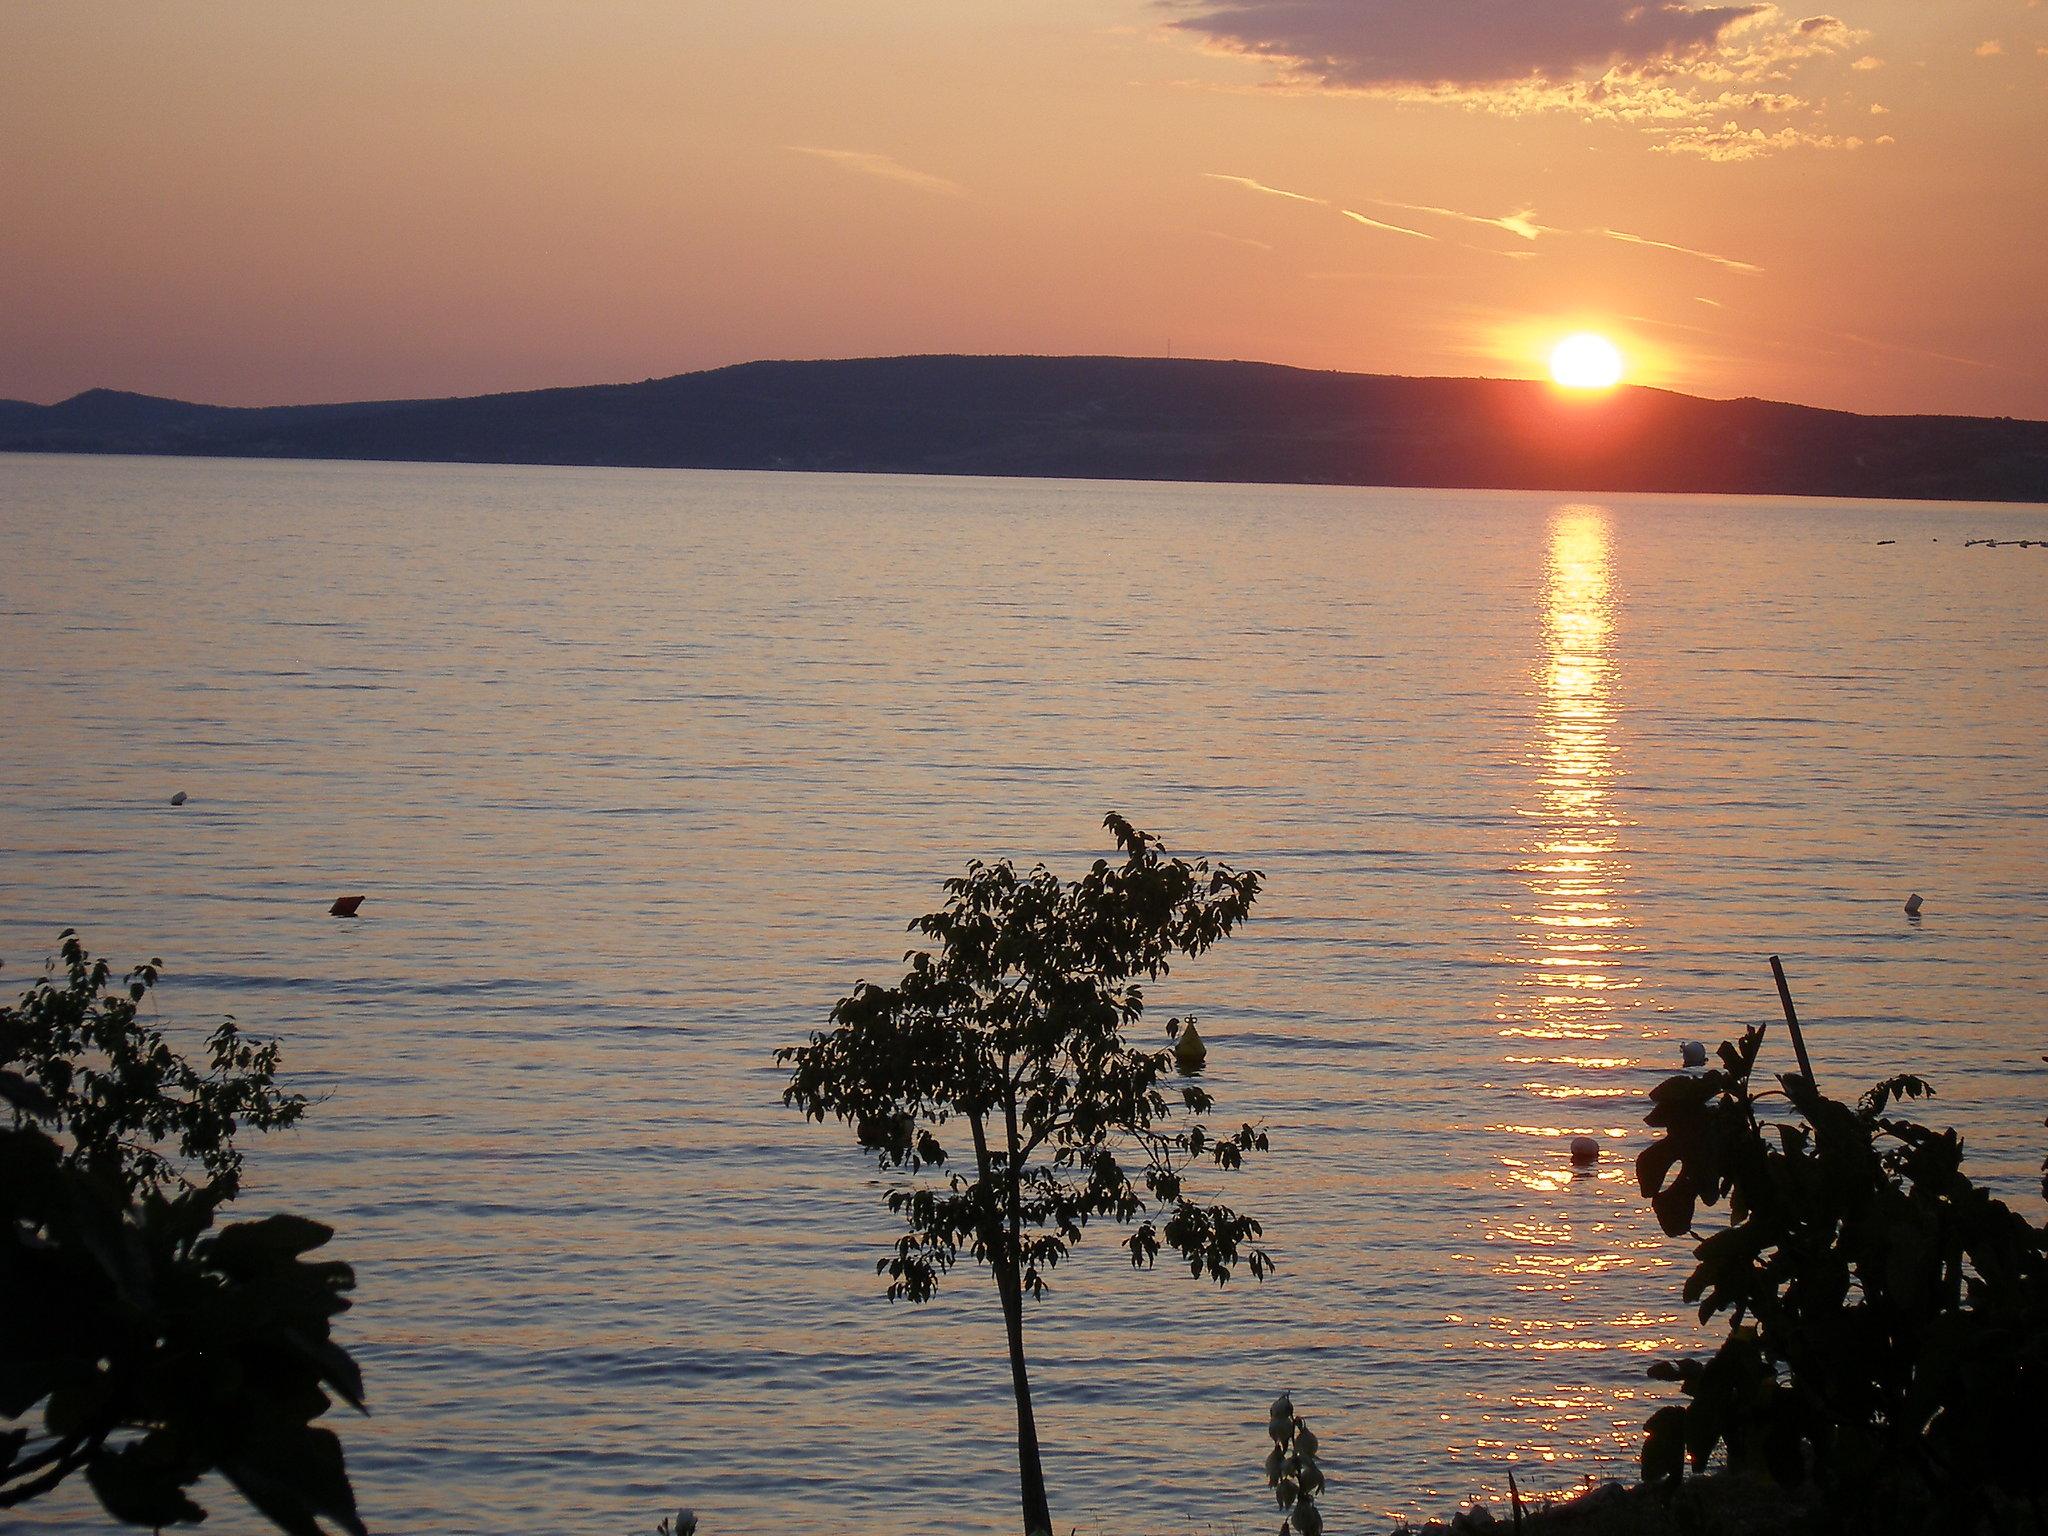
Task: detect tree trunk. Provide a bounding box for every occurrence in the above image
[994,1251,1052,1536]
[971,1098,1053,1536]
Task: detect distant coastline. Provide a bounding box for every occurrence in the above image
[4,353,2045,504]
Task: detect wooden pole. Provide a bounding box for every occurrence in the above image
[1767,955,1818,1087]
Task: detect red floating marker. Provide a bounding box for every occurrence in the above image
[329,896,365,918]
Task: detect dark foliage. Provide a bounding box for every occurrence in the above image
[780,815,1271,1534]
[1264,1393,1326,1536]
[1,929,305,1202]
[1,934,366,1531]
[1636,1024,2048,1533]
[0,1112,366,1529]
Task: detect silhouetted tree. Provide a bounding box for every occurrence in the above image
[781,815,1273,1536]
[1,929,304,1203]
[1,934,366,1531]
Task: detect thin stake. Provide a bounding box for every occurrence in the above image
[1767,955,1818,1087]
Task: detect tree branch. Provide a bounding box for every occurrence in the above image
[0,1429,103,1507]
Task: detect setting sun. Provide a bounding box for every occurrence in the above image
[1549,333,1625,390]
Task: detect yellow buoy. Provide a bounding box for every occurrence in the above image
[1173,1020,1207,1074]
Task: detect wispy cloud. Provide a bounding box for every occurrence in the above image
[1203,171,1327,204]
[1371,193,1762,269]
[1599,226,1762,272]
[1370,197,1550,239]
[787,147,963,196]
[1339,207,1435,240]
[1805,325,2003,372]
[1210,169,1760,269]
[1204,228,1277,250]
[1208,171,1443,241]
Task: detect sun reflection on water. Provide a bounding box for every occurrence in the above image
[1444,505,1686,1495]
[1506,504,1639,1101]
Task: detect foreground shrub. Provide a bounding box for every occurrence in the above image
[1,928,304,1202]
[1,934,366,1531]
[1636,1022,2048,1533]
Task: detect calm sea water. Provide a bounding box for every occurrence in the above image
[4,454,2046,1535]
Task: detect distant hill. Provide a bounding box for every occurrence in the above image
[4,355,2045,503]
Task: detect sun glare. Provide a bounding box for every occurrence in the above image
[1549,333,1625,391]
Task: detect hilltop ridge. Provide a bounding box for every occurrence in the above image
[4,354,2044,503]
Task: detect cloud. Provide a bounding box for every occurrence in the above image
[1339,207,1436,240]
[1369,197,1550,239]
[1161,1,1871,156]
[1207,172,1436,240]
[1366,193,1763,268]
[1802,324,2001,372]
[787,147,963,196]
[1206,168,1760,268]
[1164,0,1774,88]
[1205,229,1278,250]
[1975,39,2005,56]
[1658,122,1867,159]
[1598,225,1762,271]
[1203,171,1327,203]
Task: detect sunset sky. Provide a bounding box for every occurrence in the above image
[4,0,2044,417]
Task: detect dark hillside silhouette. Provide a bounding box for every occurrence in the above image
[5,355,2045,502]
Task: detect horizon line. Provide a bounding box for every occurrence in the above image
[8,351,2039,425]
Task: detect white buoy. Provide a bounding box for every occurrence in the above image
[1569,1135,1600,1166]
[169,791,187,806]
[1680,1040,1708,1068]
[1904,893,1924,917]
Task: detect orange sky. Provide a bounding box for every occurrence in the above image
[3,0,2044,416]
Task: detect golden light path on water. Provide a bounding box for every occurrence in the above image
[1515,503,1634,1100]
[1452,505,1691,1489]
